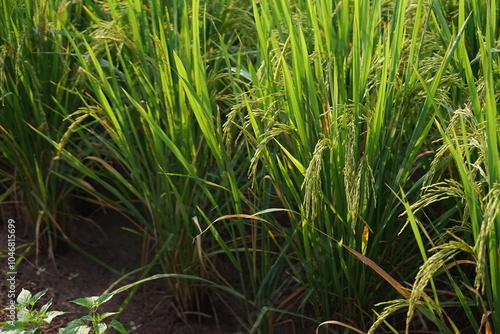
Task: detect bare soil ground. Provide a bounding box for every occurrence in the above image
[1,207,233,333]
[1,206,315,333]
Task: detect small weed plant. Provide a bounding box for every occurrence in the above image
[0,289,64,334]
[0,289,126,334]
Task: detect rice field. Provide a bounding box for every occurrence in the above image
[1,0,499,333]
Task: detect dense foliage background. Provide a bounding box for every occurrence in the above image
[1,0,499,333]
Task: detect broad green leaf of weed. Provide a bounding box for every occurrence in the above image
[60,319,91,334]
[70,297,97,309]
[108,320,127,334]
[44,311,66,324]
[17,289,32,305]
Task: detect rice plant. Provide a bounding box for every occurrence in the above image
[32,0,265,318]
[369,0,500,332]
[0,0,90,257]
[221,0,478,331]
